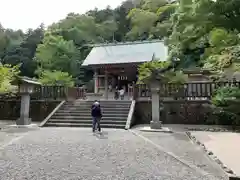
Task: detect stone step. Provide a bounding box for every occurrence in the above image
[59,107,130,111]
[65,101,131,105]
[62,105,131,109]
[73,100,131,103]
[57,109,129,113]
[50,116,127,120]
[64,104,131,108]
[54,112,128,117]
[45,122,125,129]
[48,119,126,125]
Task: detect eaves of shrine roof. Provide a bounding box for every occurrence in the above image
[82,40,168,67]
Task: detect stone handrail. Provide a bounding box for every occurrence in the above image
[125,100,136,130]
[39,100,65,127]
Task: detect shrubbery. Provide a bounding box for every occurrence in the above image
[212,86,240,126]
[0,64,19,94]
[38,70,74,87]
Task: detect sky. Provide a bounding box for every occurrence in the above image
[0,0,125,30]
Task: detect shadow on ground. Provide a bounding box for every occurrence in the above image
[93,131,109,139]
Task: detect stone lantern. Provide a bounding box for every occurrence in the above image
[12,77,41,125]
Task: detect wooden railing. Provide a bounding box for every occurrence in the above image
[0,92,20,100]
[1,81,239,101]
[31,86,86,100]
[133,81,240,99]
[67,87,86,100]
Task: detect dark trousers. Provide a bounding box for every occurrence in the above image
[114,91,119,100]
[92,117,101,132]
[120,95,124,100]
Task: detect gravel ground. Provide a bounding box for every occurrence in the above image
[133,129,228,180]
[0,127,227,180]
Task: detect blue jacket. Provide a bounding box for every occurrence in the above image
[91,104,102,117]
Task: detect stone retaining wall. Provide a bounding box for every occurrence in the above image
[0,100,60,122]
[135,100,215,125]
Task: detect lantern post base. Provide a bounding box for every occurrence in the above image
[150,120,162,129]
[16,118,32,126]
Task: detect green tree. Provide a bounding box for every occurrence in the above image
[142,0,168,12]
[45,13,119,84]
[39,70,74,87]
[114,0,135,41]
[126,0,177,40]
[203,28,240,78]
[36,34,80,79]
[0,26,24,62]
[127,8,158,40]
[137,60,186,84]
[0,64,20,93]
[167,0,240,72]
[1,25,44,77]
[167,0,214,64]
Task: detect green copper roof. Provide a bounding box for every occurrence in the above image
[82,40,168,66]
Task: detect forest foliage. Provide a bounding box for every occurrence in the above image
[0,0,240,91]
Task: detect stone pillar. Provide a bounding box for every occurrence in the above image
[132,82,137,100]
[17,93,31,125]
[150,82,162,129]
[94,70,98,94]
[112,76,115,88]
[104,70,108,99]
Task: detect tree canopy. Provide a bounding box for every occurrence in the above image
[167,0,240,78]
[0,0,240,90]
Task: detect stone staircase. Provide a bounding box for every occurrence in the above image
[44,100,132,129]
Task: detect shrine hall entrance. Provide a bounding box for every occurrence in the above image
[94,66,138,98]
[108,67,138,92]
[82,40,168,99]
[111,74,136,92]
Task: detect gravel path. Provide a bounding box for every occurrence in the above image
[0,128,227,180]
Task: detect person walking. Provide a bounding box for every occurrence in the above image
[119,87,125,100]
[91,100,102,133]
[114,86,119,100]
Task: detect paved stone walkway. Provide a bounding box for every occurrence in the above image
[0,127,228,180]
[192,131,240,176]
[132,127,228,180]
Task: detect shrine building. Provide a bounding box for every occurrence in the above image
[82,40,168,99]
